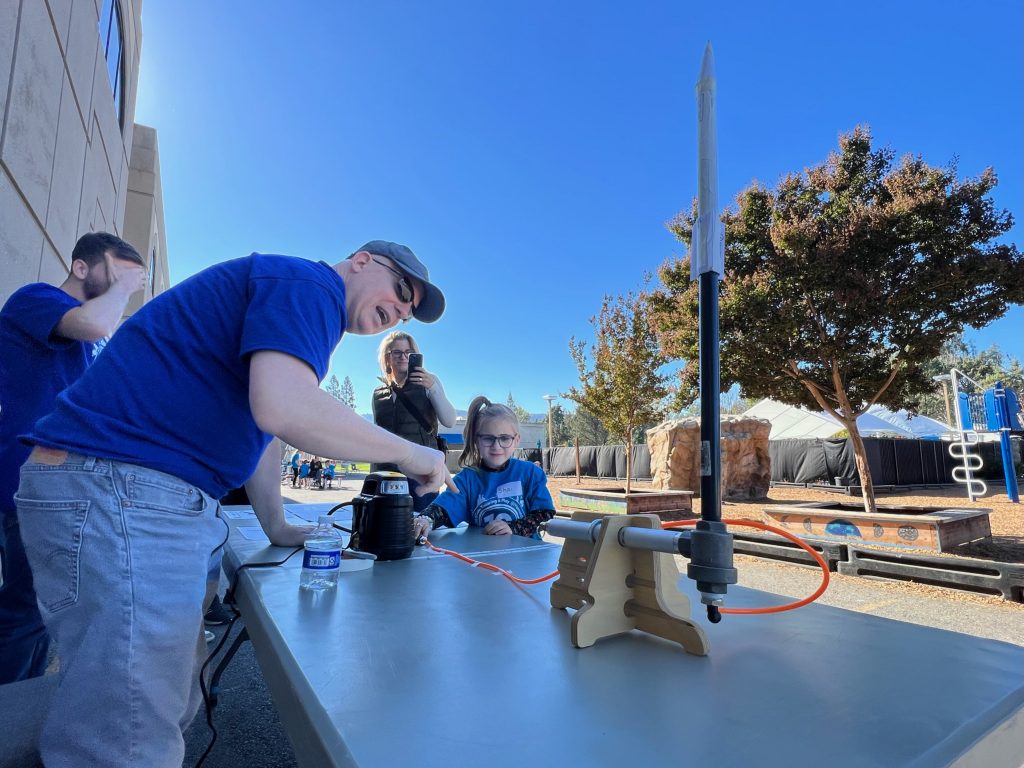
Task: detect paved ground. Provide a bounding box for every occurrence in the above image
[183,480,1024,767]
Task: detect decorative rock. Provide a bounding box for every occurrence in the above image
[646,416,771,499]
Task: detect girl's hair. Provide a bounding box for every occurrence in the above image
[459,396,520,468]
[376,331,421,383]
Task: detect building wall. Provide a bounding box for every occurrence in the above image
[123,123,169,310]
[0,0,162,310]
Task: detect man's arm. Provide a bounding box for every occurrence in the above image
[56,255,145,341]
[249,351,456,493]
[244,439,312,547]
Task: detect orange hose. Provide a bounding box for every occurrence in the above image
[660,518,830,615]
[423,517,831,614]
[423,540,559,585]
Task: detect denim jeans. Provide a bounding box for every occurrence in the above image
[0,513,51,683]
[16,450,228,768]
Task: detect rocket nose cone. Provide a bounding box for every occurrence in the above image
[700,42,716,81]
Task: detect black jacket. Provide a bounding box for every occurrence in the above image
[371,383,438,470]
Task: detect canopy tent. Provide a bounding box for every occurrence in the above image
[742,398,953,440]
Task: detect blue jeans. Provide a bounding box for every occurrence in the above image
[16,450,228,768]
[0,513,51,683]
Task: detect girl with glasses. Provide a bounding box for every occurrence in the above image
[413,396,555,539]
[371,331,456,511]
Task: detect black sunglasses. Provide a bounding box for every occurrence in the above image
[371,257,415,304]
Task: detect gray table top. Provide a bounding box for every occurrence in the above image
[222,505,1024,768]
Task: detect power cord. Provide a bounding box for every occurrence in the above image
[194,545,304,768]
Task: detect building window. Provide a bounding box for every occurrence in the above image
[149,248,157,294]
[99,0,125,127]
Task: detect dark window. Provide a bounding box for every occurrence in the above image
[98,0,125,127]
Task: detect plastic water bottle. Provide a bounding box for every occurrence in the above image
[300,515,343,591]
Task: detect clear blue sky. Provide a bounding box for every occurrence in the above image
[134,0,1023,416]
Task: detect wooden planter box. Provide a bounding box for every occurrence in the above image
[763,501,992,553]
[558,488,694,521]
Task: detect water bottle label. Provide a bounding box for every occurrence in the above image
[303,549,341,570]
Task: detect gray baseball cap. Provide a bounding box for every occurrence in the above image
[357,240,446,323]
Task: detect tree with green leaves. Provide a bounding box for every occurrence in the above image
[564,407,610,446]
[504,393,533,425]
[916,339,1024,423]
[340,376,357,410]
[648,127,1024,513]
[324,374,343,402]
[566,290,670,492]
[324,374,357,410]
[549,403,571,446]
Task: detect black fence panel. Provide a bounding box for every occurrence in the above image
[632,445,652,479]
[893,440,924,485]
[822,439,857,485]
[541,436,1020,485]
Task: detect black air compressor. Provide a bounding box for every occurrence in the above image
[350,471,416,561]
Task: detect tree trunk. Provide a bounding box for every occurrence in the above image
[844,420,878,514]
[574,437,581,486]
[624,429,633,495]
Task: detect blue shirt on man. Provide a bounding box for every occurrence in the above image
[25,255,347,498]
[0,284,94,517]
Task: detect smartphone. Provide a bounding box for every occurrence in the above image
[407,353,424,387]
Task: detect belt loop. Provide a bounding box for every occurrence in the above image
[82,455,97,471]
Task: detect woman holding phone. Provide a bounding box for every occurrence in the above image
[371,331,457,510]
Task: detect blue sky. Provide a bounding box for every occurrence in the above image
[134,0,1023,416]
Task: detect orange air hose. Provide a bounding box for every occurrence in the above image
[423,516,831,615]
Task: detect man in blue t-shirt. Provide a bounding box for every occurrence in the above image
[15,240,454,767]
[0,232,145,685]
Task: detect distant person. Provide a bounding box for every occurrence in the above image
[299,459,310,488]
[323,461,336,488]
[414,397,554,540]
[16,240,453,766]
[371,331,457,511]
[290,449,300,486]
[310,457,323,488]
[0,231,145,685]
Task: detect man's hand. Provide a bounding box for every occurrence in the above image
[105,253,146,296]
[396,443,456,497]
[265,520,316,547]
[483,520,512,536]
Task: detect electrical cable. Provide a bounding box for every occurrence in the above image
[194,545,304,768]
[423,517,831,615]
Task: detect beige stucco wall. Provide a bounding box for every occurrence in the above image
[0,0,163,310]
[123,122,169,312]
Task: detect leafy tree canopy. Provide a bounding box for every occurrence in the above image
[340,376,357,410]
[566,290,670,490]
[504,393,533,424]
[650,126,1023,422]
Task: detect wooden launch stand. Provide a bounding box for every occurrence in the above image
[549,512,709,655]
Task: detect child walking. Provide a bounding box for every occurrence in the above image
[413,396,555,539]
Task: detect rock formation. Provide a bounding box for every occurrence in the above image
[646,416,771,499]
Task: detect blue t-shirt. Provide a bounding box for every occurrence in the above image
[0,284,94,516]
[433,458,555,529]
[25,255,347,498]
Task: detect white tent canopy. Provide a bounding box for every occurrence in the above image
[742,398,953,440]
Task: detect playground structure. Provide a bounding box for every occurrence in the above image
[949,369,1021,503]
